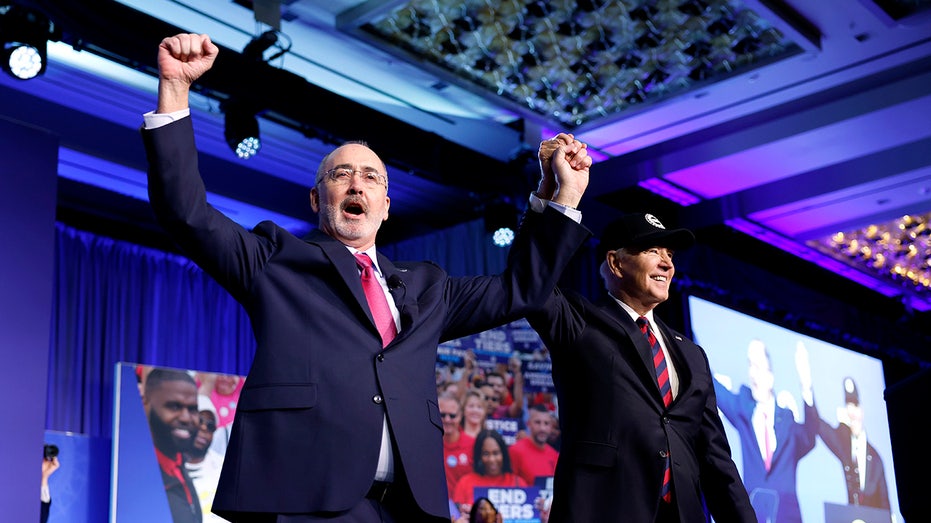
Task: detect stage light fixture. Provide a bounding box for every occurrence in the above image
[242,30,291,63]
[0,4,54,80]
[223,102,261,160]
[484,201,519,248]
[242,30,278,61]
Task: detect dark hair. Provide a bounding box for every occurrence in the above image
[473,429,512,476]
[144,368,196,396]
[485,371,505,383]
[469,496,498,523]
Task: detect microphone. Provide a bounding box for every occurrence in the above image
[387,274,404,290]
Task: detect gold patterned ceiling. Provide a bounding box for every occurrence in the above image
[362,0,805,127]
[811,213,931,298]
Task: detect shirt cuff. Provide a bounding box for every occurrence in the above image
[143,108,191,130]
[41,484,50,503]
[528,193,582,223]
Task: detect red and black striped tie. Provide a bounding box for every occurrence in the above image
[638,316,672,502]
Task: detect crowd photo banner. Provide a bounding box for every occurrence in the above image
[112,318,557,523]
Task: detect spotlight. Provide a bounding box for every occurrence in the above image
[484,201,518,248]
[241,30,290,63]
[223,102,261,160]
[0,4,54,80]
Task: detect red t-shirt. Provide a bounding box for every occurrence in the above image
[452,472,527,505]
[509,437,559,485]
[443,432,475,495]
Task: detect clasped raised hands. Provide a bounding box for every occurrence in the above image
[536,133,591,209]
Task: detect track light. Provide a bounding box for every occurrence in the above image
[484,201,519,248]
[223,102,261,160]
[242,30,288,62]
[0,4,54,80]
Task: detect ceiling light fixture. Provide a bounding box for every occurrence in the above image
[242,29,291,63]
[810,212,931,296]
[223,101,261,160]
[0,3,56,80]
[484,200,519,248]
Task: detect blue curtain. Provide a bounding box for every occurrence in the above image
[48,224,256,438]
[46,219,514,438]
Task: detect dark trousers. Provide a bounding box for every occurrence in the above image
[655,499,681,523]
[227,462,447,523]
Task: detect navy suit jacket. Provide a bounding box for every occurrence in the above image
[817,419,891,509]
[528,292,756,523]
[713,381,818,523]
[143,117,591,520]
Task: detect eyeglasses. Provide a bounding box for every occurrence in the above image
[483,395,501,402]
[198,416,217,432]
[322,167,388,188]
[440,412,459,419]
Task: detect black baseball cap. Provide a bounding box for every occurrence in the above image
[844,377,859,406]
[597,213,695,259]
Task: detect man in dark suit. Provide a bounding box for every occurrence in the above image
[143,33,592,523]
[712,340,819,523]
[527,203,756,519]
[817,377,891,510]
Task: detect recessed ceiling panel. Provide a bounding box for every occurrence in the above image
[360,0,808,128]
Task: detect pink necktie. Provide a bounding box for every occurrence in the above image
[354,253,397,347]
[763,411,774,471]
[637,316,672,502]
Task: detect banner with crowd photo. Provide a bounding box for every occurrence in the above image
[438,319,559,523]
[437,318,555,397]
[111,363,245,523]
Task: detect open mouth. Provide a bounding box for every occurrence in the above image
[650,275,668,283]
[343,200,365,216]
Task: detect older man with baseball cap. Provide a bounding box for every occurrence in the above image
[527,210,755,523]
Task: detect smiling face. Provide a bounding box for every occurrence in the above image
[144,378,199,455]
[439,396,462,437]
[479,385,500,415]
[606,245,675,315]
[747,339,775,403]
[190,409,217,460]
[479,435,504,477]
[846,402,864,435]
[527,409,555,447]
[485,373,506,399]
[464,392,486,428]
[310,143,390,250]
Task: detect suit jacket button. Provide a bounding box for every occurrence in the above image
[662,416,670,424]
[373,394,383,404]
[377,353,385,362]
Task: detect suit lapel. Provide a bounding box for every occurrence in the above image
[773,404,794,459]
[596,298,665,403]
[304,230,379,333]
[653,319,692,396]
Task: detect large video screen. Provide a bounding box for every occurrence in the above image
[689,296,902,523]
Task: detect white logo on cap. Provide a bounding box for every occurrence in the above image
[645,214,665,229]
